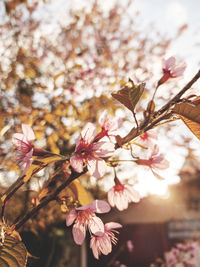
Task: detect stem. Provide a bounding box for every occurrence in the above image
[0,158,66,220]
[153,69,200,118]
[117,70,200,147]
[14,168,86,230]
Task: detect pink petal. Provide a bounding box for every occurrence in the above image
[22,124,35,142]
[163,56,176,70]
[81,123,97,144]
[153,158,169,170]
[75,136,81,151]
[90,236,100,259]
[70,155,84,173]
[66,210,77,226]
[77,200,110,213]
[125,185,140,203]
[171,63,186,77]
[150,145,159,157]
[13,133,25,144]
[20,148,34,175]
[99,111,108,126]
[88,216,105,236]
[115,191,128,211]
[108,188,115,207]
[87,157,107,178]
[92,142,115,157]
[105,222,122,231]
[89,200,111,213]
[72,222,86,245]
[99,234,112,255]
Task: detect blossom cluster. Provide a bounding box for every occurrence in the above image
[163,241,200,267]
[66,200,122,259]
[11,56,188,261]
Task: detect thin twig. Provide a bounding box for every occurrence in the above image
[118,70,200,147]
[14,168,87,230]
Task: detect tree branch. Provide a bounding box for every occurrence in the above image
[14,168,87,230]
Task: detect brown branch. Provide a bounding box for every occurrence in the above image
[153,69,200,118]
[14,168,87,230]
[116,69,200,147]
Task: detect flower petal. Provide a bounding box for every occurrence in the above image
[66,210,77,226]
[20,148,34,175]
[89,200,111,213]
[87,157,107,178]
[92,142,115,157]
[72,222,86,245]
[90,236,100,259]
[70,155,84,173]
[13,133,24,144]
[22,124,35,142]
[99,234,112,255]
[88,216,105,236]
[81,123,97,144]
[108,188,115,207]
[163,56,175,70]
[105,222,122,231]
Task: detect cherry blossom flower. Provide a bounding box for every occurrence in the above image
[66,200,110,245]
[164,241,200,267]
[95,111,122,142]
[138,130,157,147]
[136,145,169,170]
[90,222,122,259]
[108,179,140,211]
[126,240,134,253]
[159,56,186,85]
[135,145,169,179]
[70,122,115,178]
[13,124,35,175]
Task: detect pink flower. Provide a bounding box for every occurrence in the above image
[95,111,122,142]
[13,124,35,175]
[66,200,111,245]
[70,123,115,178]
[159,56,186,85]
[126,240,134,253]
[136,145,169,170]
[108,181,140,211]
[90,222,122,259]
[164,241,200,267]
[138,130,157,147]
[136,145,169,179]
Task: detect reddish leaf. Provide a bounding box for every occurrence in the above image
[112,79,145,112]
[174,102,200,140]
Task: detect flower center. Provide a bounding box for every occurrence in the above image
[114,184,125,192]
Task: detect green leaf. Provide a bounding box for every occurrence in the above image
[112,79,145,112]
[0,236,27,267]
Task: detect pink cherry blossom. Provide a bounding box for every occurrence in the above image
[136,145,169,179]
[90,222,122,259]
[70,122,115,178]
[159,56,186,85]
[138,130,157,147]
[108,181,140,211]
[66,200,111,245]
[126,240,134,253]
[136,145,169,170]
[13,124,35,175]
[95,111,122,141]
[164,241,200,267]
